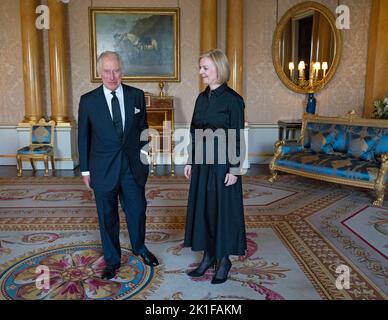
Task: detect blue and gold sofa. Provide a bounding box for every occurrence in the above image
[269,112,388,206]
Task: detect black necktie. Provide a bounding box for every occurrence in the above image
[111,91,123,141]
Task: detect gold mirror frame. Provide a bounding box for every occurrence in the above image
[272,1,342,94]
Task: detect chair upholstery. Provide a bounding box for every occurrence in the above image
[16,118,56,176]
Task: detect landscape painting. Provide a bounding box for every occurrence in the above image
[89,7,180,82]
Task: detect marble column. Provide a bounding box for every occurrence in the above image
[19,0,44,123]
[200,0,217,91]
[48,0,72,124]
[226,0,244,95]
[47,0,77,170]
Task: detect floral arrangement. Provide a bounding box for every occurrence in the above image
[373,93,388,119]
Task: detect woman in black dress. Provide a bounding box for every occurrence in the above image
[184,49,247,284]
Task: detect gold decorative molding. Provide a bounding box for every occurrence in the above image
[272,1,342,94]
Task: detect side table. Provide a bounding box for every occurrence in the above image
[277,120,302,141]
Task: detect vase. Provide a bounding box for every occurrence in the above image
[306,93,316,114]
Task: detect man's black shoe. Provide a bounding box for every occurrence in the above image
[101,265,119,280]
[134,250,159,266]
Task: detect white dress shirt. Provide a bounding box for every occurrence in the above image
[81,84,125,177]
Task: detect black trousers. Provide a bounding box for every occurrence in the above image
[94,154,147,267]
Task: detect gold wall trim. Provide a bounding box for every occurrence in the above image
[0,155,16,158]
[248,152,273,157]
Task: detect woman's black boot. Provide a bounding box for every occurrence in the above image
[211,256,232,284]
[188,251,216,277]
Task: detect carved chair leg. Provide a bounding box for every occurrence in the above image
[268,170,278,183]
[373,184,385,207]
[30,159,36,171]
[150,136,155,176]
[268,140,284,183]
[51,155,55,172]
[373,154,388,206]
[44,156,49,176]
[16,155,23,177]
[170,157,175,176]
[170,145,175,177]
[150,150,155,176]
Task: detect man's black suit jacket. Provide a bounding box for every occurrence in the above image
[78,84,149,191]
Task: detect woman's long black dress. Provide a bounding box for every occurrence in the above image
[184,83,247,259]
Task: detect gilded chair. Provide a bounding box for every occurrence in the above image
[16,118,56,177]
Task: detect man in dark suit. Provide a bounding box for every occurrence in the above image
[78,51,159,280]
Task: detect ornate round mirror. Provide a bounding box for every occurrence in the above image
[272,1,342,94]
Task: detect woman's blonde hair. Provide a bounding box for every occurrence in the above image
[199,49,230,84]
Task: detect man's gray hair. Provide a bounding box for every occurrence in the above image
[96,51,123,74]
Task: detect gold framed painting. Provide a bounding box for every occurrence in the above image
[89,7,180,82]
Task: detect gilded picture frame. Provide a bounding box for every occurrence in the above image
[89,7,180,82]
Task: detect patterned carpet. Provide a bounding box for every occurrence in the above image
[0,175,386,300]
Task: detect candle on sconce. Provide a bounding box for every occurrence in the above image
[314,62,320,78]
[289,62,294,78]
[298,61,305,78]
[322,61,328,77]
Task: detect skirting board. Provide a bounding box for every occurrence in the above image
[0,123,278,167]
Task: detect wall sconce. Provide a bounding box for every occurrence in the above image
[289,60,329,114]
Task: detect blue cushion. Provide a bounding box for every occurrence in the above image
[375,129,388,158]
[332,125,349,152]
[282,142,303,155]
[309,130,336,154]
[17,146,53,155]
[347,133,378,161]
[348,126,381,136]
[303,123,348,152]
[303,123,321,148]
